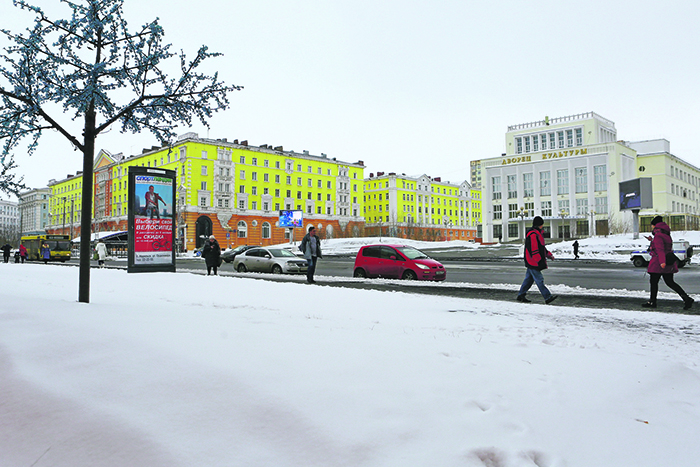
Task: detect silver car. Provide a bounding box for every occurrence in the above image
[233,247,308,274]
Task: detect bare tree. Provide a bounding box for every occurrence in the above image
[0,0,241,302]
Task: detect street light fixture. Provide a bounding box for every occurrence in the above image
[559,208,569,239]
[517,206,527,239]
[442,216,453,241]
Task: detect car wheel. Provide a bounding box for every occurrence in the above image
[353,268,366,278]
[271,264,282,274]
[632,257,646,268]
[237,263,247,272]
[402,270,417,280]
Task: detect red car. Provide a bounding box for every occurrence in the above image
[353,244,446,281]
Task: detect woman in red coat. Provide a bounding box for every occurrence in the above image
[643,216,693,310]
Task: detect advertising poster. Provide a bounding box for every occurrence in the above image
[128,167,176,273]
[279,209,303,228]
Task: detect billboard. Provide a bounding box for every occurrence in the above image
[127,167,176,273]
[279,209,303,228]
[619,178,653,211]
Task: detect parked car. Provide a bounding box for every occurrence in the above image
[353,244,446,281]
[233,247,309,274]
[221,245,254,263]
[630,240,693,268]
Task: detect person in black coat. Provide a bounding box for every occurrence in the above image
[202,235,221,276]
[573,240,580,259]
[1,243,11,263]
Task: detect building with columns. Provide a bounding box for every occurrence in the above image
[46,134,366,250]
[482,112,638,242]
[18,187,51,234]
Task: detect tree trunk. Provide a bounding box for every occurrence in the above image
[78,108,96,303]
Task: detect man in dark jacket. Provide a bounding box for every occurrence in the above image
[1,243,11,263]
[202,235,221,276]
[517,216,557,304]
[299,225,322,284]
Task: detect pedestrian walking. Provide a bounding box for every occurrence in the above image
[1,243,10,263]
[95,240,108,268]
[299,225,322,284]
[40,242,51,264]
[517,216,558,304]
[19,244,27,263]
[202,235,221,276]
[573,240,580,259]
[642,216,694,310]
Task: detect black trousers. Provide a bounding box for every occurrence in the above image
[649,273,688,303]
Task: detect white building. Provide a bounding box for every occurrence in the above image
[18,187,52,234]
[482,112,638,242]
[0,198,21,237]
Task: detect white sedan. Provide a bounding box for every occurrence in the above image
[233,247,309,274]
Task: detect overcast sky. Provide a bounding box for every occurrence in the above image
[3,0,700,198]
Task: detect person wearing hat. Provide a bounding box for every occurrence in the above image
[202,235,221,276]
[642,216,693,310]
[517,216,558,304]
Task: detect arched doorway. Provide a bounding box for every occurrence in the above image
[195,215,213,249]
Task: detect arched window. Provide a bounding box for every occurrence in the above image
[326,224,334,239]
[237,220,247,238]
[262,222,271,239]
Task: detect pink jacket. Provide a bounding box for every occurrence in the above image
[647,222,678,274]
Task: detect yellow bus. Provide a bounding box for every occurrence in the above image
[20,234,72,262]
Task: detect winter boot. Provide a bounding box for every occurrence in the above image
[683,296,694,310]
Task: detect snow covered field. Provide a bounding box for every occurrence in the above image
[1,263,699,466]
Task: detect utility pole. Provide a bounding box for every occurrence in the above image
[70,199,75,240]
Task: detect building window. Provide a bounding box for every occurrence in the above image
[492,176,502,200]
[516,138,522,154]
[201,181,207,190]
[523,173,533,197]
[575,128,583,146]
[540,171,551,196]
[540,134,547,150]
[595,196,608,214]
[493,204,502,220]
[557,169,569,195]
[508,203,518,218]
[594,165,607,191]
[508,223,519,238]
[575,167,587,193]
[262,222,271,239]
[566,130,573,147]
[524,202,534,216]
[237,221,247,238]
[576,198,588,215]
[549,133,555,150]
[238,200,245,209]
[541,200,552,217]
[507,175,517,199]
[558,199,570,215]
[524,136,530,153]
[532,135,539,152]
[557,131,564,148]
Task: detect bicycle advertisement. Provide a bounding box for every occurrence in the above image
[128,167,177,273]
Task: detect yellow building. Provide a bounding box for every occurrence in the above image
[47,134,366,249]
[363,171,479,241]
[630,140,700,231]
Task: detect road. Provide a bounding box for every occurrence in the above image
[170,256,700,294]
[66,253,700,314]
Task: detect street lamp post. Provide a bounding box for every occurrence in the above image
[442,216,453,241]
[559,208,569,239]
[62,197,66,235]
[517,206,527,239]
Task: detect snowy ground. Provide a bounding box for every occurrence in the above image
[1,264,699,466]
